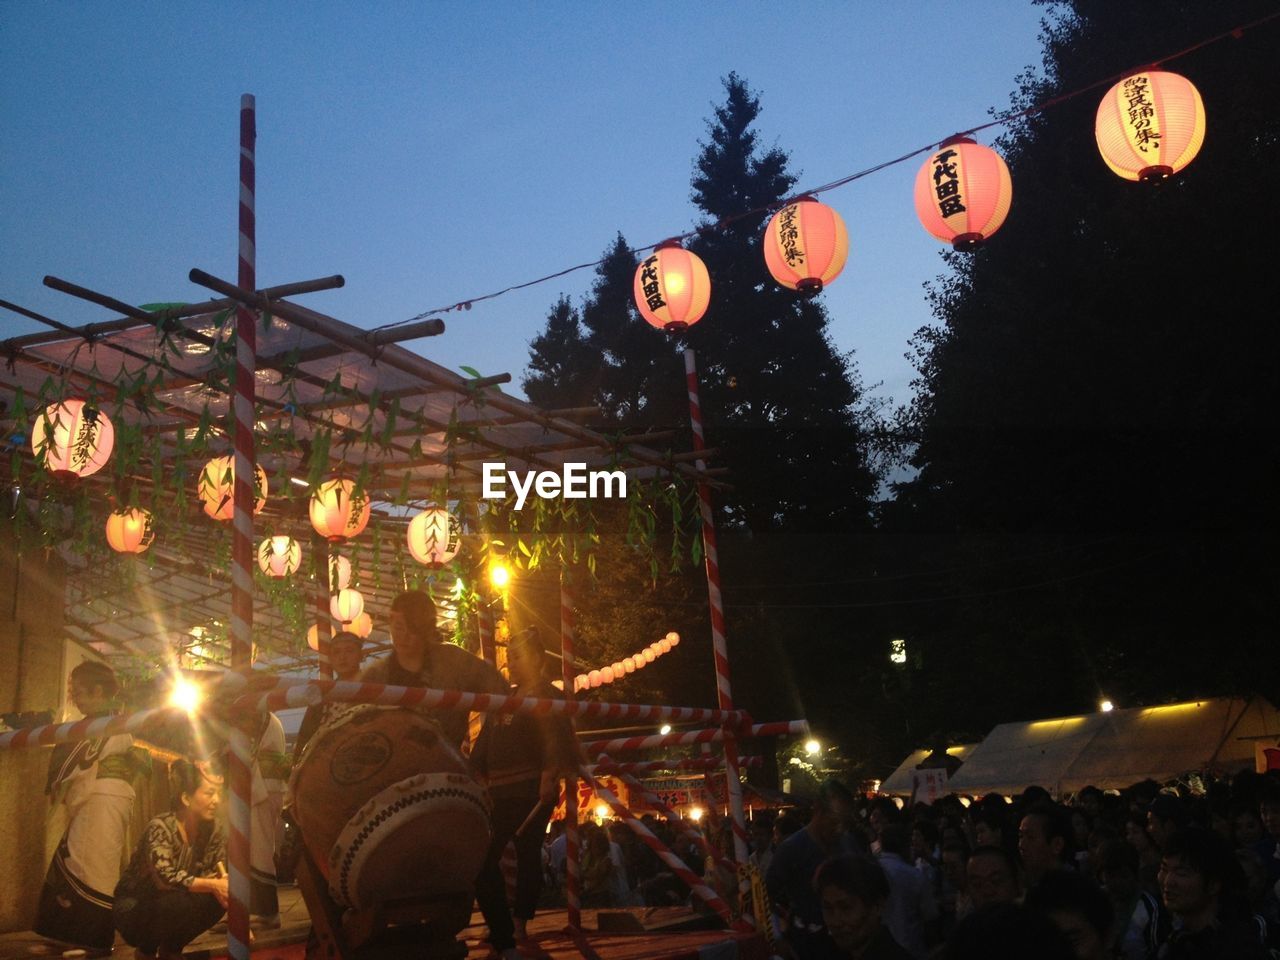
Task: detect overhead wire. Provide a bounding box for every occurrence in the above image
[373,10,1280,333]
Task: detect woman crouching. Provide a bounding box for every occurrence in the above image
[113,760,228,960]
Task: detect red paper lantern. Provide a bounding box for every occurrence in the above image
[198,455,267,521]
[406,506,462,567]
[763,197,849,294]
[633,240,711,332]
[309,478,371,543]
[1095,70,1205,182]
[33,399,114,479]
[913,137,1012,250]
[257,536,302,577]
[105,507,154,554]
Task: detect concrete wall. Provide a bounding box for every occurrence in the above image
[0,529,68,932]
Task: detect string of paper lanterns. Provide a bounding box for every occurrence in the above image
[572,631,680,692]
[620,69,1205,323]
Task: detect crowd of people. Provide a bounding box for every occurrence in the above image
[25,602,1280,960]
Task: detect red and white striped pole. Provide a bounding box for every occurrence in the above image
[560,567,581,932]
[684,348,752,893]
[226,93,258,960]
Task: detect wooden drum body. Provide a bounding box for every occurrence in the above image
[289,705,491,909]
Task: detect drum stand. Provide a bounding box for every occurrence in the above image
[296,848,473,960]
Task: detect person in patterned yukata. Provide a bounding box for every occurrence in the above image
[34,660,150,953]
[113,759,228,960]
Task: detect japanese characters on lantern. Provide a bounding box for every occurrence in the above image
[1095,70,1205,182]
[913,137,1012,250]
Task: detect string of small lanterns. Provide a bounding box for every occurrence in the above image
[632,69,1207,331]
[572,631,681,692]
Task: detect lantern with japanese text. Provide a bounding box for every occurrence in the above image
[307,623,334,652]
[913,137,1012,250]
[198,455,267,521]
[633,240,711,332]
[105,507,154,554]
[1095,70,1205,182]
[309,478,371,543]
[32,399,114,480]
[330,587,365,624]
[763,196,849,294]
[406,506,462,567]
[348,611,374,639]
[257,536,302,578]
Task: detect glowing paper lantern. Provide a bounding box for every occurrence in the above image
[601,666,616,684]
[588,670,602,688]
[913,137,1012,250]
[257,536,302,578]
[348,611,374,639]
[33,399,114,479]
[658,638,672,654]
[763,196,849,294]
[666,631,680,646]
[328,555,352,591]
[633,240,711,332]
[623,658,636,673]
[406,506,462,567]
[310,478,371,543]
[307,623,334,652]
[105,507,154,554]
[198,455,267,521]
[642,649,656,664]
[1095,70,1205,182]
[330,588,365,623]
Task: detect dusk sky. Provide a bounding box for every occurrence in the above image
[1,2,1050,411]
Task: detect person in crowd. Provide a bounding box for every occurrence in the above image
[249,709,287,929]
[876,823,938,958]
[472,628,579,957]
[1019,803,1074,888]
[1025,870,1114,960]
[580,823,623,908]
[766,780,856,958]
[1126,813,1163,895]
[35,661,150,952]
[965,845,1022,912]
[113,760,228,960]
[970,805,1009,854]
[293,630,364,758]
[1147,794,1190,854]
[1157,826,1270,958]
[750,813,777,877]
[814,855,912,959]
[938,840,972,934]
[1096,838,1165,960]
[359,589,510,751]
[910,820,941,897]
[1256,784,1280,887]
[1230,803,1266,851]
[942,902,1076,960]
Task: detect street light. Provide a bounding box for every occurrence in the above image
[660,724,672,736]
[1099,699,1115,713]
[805,739,821,756]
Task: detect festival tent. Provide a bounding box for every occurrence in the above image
[944,696,1280,798]
[880,744,978,796]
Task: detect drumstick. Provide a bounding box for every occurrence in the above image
[514,799,556,839]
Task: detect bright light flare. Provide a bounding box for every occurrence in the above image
[169,676,203,714]
[805,739,821,756]
[594,803,609,822]
[489,562,510,590]
[660,724,672,736]
[689,806,704,822]
[1099,699,1115,713]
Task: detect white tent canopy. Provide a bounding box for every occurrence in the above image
[944,697,1280,798]
[880,745,978,796]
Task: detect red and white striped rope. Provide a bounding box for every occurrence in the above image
[684,348,752,897]
[226,92,258,960]
[0,706,179,750]
[581,721,806,756]
[560,570,581,931]
[595,758,737,876]
[582,755,763,776]
[581,769,750,932]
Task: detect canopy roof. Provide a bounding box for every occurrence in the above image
[0,278,716,668]
[879,744,978,796]
[944,697,1280,797]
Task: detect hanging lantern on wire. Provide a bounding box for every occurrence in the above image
[257,535,302,578]
[307,623,334,652]
[913,136,1012,250]
[309,478,371,543]
[633,240,711,333]
[105,506,154,554]
[330,587,365,623]
[1095,70,1205,182]
[348,611,374,639]
[763,196,849,295]
[32,399,114,480]
[406,506,462,567]
[198,455,267,521]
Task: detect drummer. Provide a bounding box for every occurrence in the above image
[293,630,363,760]
[359,590,509,752]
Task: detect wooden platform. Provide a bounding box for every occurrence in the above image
[0,887,767,960]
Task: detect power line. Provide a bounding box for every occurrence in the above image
[374,10,1280,333]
